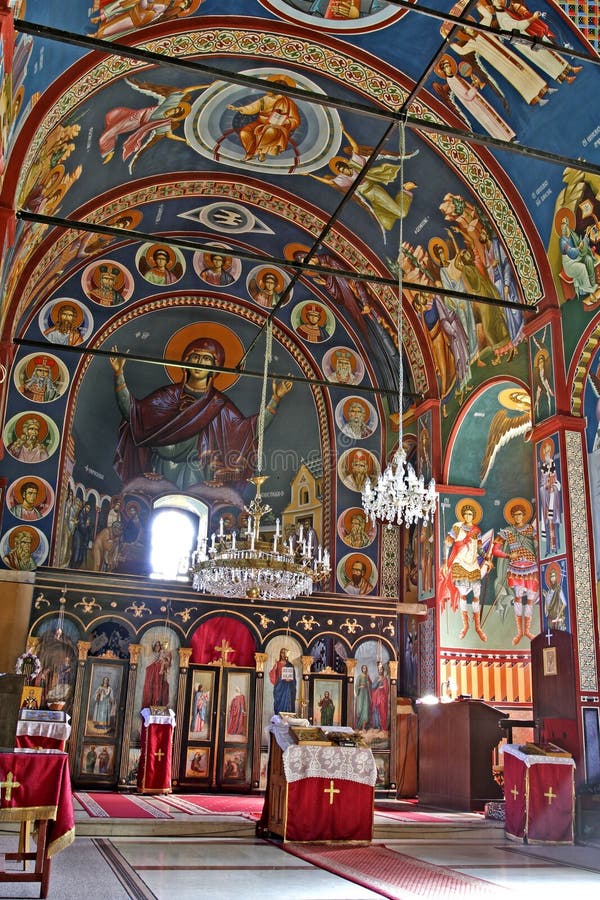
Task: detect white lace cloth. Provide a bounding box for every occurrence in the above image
[503,744,575,769]
[140,708,176,727]
[16,718,72,740]
[282,744,377,786]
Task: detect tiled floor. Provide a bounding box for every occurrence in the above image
[1,799,599,899]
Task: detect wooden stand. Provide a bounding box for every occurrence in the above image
[0,819,52,898]
[418,700,503,810]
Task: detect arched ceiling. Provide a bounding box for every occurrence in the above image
[1,0,599,410]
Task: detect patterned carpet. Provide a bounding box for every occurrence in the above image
[284,843,510,898]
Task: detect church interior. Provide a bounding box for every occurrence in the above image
[2,0,600,895]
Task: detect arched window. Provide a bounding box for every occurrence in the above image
[149,495,208,581]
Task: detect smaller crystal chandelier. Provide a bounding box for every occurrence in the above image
[191,324,330,600]
[362,120,438,529]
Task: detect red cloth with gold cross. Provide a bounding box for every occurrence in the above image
[504,744,575,843]
[137,708,175,794]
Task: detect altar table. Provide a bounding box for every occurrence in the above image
[137,708,175,794]
[259,735,377,843]
[503,744,575,844]
[0,749,75,898]
[16,717,72,751]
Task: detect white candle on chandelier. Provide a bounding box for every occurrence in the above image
[275,517,280,537]
[219,517,224,538]
[247,516,253,537]
[298,524,304,543]
[231,531,237,551]
[210,532,216,551]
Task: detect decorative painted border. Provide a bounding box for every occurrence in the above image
[565,429,598,691]
[15,28,541,304]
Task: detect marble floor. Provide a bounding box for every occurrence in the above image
[1,800,599,899]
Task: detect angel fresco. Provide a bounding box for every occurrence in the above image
[479,387,532,487]
[307,128,418,240]
[431,55,516,142]
[98,76,210,172]
[90,0,204,40]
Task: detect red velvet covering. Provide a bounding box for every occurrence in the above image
[137,721,173,794]
[0,750,74,857]
[190,616,256,666]
[504,745,575,843]
[285,778,374,842]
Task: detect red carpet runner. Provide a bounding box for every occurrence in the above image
[284,843,508,899]
[75,792,173,819]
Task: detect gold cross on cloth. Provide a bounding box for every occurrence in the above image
[324,780,340,805]
[544,786,557,805]
[510,785,519,800]
[155,749,165,761]
[0,771,21,802]
[214,639,235,666]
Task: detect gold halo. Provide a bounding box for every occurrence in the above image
[545,562,562,587]
[92,262,125,290]
[427,236,448,266]
[14,413,49,442]
[284,242,310,262]
[256,267,285,293]
[539,437,555,460]
[14,477,47,506]
[554,206,575,236]
[344,553,372,581]
[343,396,369,420]
[300,301,327,326]
[7,525,40,552]
[147,243,177,269]
[455,497,483,525]
[503,497,533,523]
[497,387,531,411]
[49,300,84,329]
[24,354,60,381]
[163,322,244,391]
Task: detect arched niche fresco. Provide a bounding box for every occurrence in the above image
[29,614,82,715]
[262,634,304,731]
[440,380,537,652]
[131,626,181,742]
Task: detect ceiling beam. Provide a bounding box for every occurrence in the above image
[13,18,600,177]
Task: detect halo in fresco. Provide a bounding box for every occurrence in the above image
[3,411,60,463]
[322,346,365,385]
[335,395,378,440]
[38,298,94,346]
[261,0,401,33]
[185,68,343,175]
[1,525,49,570]
[337,447,380,492]
[247,265,292,308]
[82,259,134,307]
[163,321,245,391]
[7,476,55,521]
[193,244,242,287]
[13,352,69,403]
[336,551,378,596]
[337,506,376,548]
[291,300,336,343]
[136,242,186,287]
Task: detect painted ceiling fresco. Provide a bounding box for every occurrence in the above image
[1,0,600,667]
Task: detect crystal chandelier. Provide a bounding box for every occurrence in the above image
[362,121,438,529]
[191,324,330,600]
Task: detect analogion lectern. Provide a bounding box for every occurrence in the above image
[418,699,503,810]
